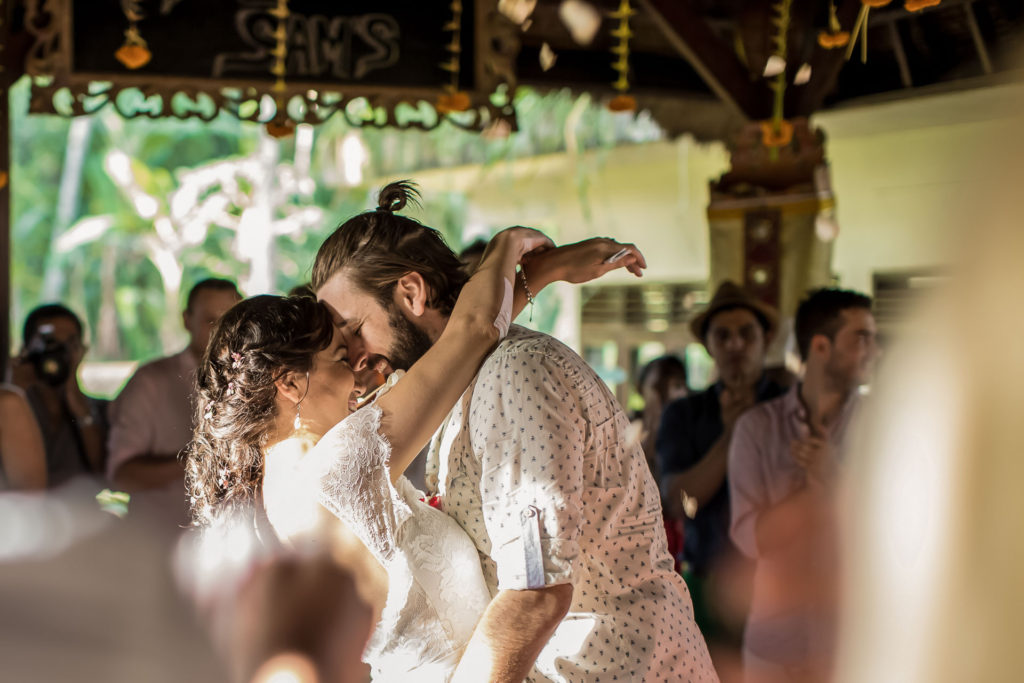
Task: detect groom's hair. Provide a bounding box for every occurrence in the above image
[311,180,468,317]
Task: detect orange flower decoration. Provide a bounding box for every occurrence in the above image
[817,30,851,49]
[0,171,7,189]
[608,94,637,112]
[905,0,940,10]
[436,91,471,114]
[265,121,295,139]
[760,120,794,148]
[861,0,892,6]
[115,43,152,70]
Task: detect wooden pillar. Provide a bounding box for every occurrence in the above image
[0,0,11,379]
[707,118,835,361]
[0,82,8,380]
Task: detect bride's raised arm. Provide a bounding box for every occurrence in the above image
[376,229,645,483]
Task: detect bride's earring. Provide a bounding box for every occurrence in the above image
[293,370,310,432]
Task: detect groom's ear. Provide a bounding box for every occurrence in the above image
[274,369,308,405]
[393,272,429,318]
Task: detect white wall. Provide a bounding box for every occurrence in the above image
[411,136,731,285]
[816,81,1024,293]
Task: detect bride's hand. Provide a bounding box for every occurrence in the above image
[488,226,555,263]
[525,237,646,284]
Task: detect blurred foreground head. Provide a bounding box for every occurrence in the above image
[836,128,1024,683]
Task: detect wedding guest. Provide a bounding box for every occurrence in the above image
[656,282,784,646]
[107,278,241,495]
[729,288,877,683]
[637,354,688,482]
[12,304,107,486]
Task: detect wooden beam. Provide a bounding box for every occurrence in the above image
[0,1,14,378]
[0,84,8,380]
[640,0,771,120]
[788,0,863,117]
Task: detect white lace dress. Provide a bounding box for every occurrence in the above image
[301,397,492,681]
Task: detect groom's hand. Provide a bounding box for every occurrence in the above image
[489,226,555,262]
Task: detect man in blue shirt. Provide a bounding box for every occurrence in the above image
[656,282,785,640]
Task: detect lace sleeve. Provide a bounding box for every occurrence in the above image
[305,403,413,564]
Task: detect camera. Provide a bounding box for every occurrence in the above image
[25,324,73,387]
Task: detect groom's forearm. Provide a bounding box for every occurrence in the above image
[451,584,572,683]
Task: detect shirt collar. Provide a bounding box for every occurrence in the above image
[786,382,861,441]
[712,372,774,398]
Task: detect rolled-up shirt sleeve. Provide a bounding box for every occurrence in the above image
[470,349,586,591]
[728,410,768,559]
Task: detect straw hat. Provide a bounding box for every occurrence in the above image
[690,281,779,344]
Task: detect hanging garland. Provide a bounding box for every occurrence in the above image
[114,0,152,69]
[818,1,851,49]
[265,0,294,138]
[825,0,941,63]
[437,0,471,114]
[607,0,636,112]
[760,0,794,155]
[845,0,893,64]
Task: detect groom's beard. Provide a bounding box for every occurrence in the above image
[385,305,434,371]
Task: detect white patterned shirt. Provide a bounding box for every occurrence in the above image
[427,326,718,682]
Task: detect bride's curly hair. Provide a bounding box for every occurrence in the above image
[186,295,335,527]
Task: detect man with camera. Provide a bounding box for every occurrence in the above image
[11,304,108,487]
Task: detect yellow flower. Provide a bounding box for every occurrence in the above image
[265,121,295,139]
[607,94,636,112]
[817,30,851,49]
[760,119,794,148]
[115,43,152,70]
[436,91,472,114]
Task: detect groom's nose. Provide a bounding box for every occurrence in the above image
[346,334,371,372]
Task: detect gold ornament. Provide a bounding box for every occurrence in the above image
[607,0,636,112]
[266,0,294,139]
[437,0,471,115]
[818,2,851,49]
[764,0,793,157]
[115,2,152,70]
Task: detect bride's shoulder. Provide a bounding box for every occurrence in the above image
[321,400,386,447]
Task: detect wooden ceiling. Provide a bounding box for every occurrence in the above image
[515,0,1024,138]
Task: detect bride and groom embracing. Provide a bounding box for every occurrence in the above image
[187,182,717,682]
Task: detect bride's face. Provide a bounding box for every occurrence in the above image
[298,326,366,436]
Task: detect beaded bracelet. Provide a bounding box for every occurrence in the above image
[518,266,535,322]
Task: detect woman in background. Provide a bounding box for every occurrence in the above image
[0,384,47,490]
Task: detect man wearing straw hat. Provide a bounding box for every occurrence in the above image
[656,281,786,642]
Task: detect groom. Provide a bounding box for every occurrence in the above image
[312,184,716,682]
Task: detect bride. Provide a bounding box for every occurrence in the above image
[185,212,644,680]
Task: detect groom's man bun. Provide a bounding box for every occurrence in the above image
[311,180,468,316]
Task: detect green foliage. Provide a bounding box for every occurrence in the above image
[9,78,663,365]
